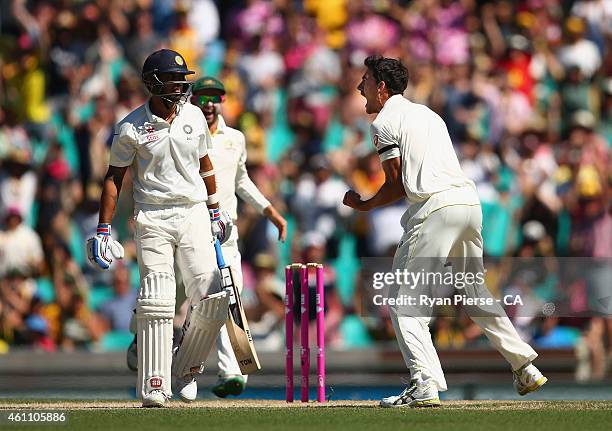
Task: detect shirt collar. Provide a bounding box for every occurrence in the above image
[145,99,183,124]
[379,94,406,115]
[385,94,406,106]
[212,115,227,135]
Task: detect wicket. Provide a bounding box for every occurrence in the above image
[285,263,325,403]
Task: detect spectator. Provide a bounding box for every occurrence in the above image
[558,16,602,79]
[0,1,608,375]
[0,208,43,278]
[98,264,136,332]
[292,154,352,242]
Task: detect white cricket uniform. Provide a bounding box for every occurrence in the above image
[206,115,270,379]
[110,100,218,398]
[373,95,537,391]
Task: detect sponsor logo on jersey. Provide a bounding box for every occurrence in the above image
[141,124,162,142]
[373,134,380,149]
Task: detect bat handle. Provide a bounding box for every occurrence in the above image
[214,239,226,268]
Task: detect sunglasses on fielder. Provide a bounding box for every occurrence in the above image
[191,95,225,105]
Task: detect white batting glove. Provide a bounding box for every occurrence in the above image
[209,208,234,245]
[87,224,125,270]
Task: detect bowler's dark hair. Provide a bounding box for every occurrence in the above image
[364,55,409,95]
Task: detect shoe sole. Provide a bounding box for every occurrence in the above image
[142,400,165,408]
[212,383,228,398]
[518,376,548,396]
[380,398,441,408]
[178,393,195,403]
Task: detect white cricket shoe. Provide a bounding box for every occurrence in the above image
[174,374,198,402]
[380,382,440,408]
[513,363,548,396]
[142,390,168,408]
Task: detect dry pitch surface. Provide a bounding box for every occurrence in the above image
[1,399,611,410]
[1,400,610,431]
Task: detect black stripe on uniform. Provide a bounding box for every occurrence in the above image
[377,144,399,155]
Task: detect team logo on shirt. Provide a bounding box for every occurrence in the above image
[183,125,193,134]
[373,134,380,149]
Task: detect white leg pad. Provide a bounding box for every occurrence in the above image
[137,272,176,400]
[172,288,231,378]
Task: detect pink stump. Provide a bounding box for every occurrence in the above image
[316,265,325,402]
[300,265,309,402]
[285,266,294,402]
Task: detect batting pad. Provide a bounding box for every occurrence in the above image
[136,272,176,400]
[172,288,231,378]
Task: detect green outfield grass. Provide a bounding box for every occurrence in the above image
[1,400,610,431]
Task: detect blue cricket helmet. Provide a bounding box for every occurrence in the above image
[142,49,195,77]
[141,49,194,104]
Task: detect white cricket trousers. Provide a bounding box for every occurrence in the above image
[390,202,538,391]
[134,201,219,398]
[135,201,218,303]
[215,232,248,381]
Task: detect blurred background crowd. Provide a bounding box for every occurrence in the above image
[0,0,610,382]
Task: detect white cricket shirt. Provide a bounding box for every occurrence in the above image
[371,95,479,220]
[207,115,270,220]
[109,101,212,205]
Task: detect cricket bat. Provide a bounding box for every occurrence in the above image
[214,240,261,374]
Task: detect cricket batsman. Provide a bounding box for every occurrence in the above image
[187,76,287,397]
[343,55,547,407]
[87,49,233,407]
[125,76,288,399]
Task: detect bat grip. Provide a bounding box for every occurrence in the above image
[214,239,226,268]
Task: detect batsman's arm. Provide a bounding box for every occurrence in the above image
[343,157,404,211]
[201,154,234,244]
[99,165,129,224]
[200,154,219,210]
[89,125,132,269]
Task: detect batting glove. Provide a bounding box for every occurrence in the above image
[87,224,125,270]
[209,208,234,245]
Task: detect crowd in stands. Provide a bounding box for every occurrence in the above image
[0,0,610,381]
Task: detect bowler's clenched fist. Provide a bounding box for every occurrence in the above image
[343,190,365,211]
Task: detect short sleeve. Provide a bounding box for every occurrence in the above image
[371,121,401,162]
[109,123,137,167]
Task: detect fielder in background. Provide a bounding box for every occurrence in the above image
[190,76,287,397]
[87,49,233,408]
[343,55,547,408]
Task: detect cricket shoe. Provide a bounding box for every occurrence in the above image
[142,390,168,408]
[380,382,440,408]
[174,374,198,402]
[513,363,548,396]
[211,375,246,398]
